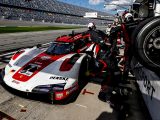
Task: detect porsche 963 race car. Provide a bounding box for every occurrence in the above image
[1,33,102,102]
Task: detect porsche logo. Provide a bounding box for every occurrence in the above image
[20,75,23,78]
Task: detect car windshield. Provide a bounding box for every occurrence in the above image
[46,42,74,55]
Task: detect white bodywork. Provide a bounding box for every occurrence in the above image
[3,47,88,92]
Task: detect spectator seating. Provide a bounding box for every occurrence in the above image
[0,0,110,25]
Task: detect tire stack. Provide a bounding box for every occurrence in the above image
[132,16,160,72]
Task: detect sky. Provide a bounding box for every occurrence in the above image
[58,0,134,15]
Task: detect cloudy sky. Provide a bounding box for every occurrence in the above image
[58,0,134,14]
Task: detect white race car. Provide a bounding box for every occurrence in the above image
[1,33,101,102]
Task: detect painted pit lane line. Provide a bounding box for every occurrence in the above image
[75,104,87,108]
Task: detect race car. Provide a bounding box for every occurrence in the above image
[1,32,103,102]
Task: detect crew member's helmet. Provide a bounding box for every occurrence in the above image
[88,22,96,30]
[122,12,133,23]
[125,13,133,22]
[108,24,112,28]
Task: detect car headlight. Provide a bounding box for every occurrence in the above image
[32,83,66,93]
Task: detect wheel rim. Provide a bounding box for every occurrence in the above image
[143,26,160,67]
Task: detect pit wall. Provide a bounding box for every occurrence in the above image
[131,57,160,120]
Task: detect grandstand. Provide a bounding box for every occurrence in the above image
[0,0,112,25]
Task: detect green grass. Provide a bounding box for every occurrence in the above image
[0,26,82,33]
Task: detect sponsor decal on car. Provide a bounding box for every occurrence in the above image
[74,35,81,39]
[40,56,51,60]
[12,80,20,84]
[49,76,69,81]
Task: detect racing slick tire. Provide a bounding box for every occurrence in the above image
[131,17,157,58]
[132,16,160,72]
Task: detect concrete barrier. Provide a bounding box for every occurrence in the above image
[131,57,160,120]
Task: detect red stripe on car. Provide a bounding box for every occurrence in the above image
[12,52,65,82]
[95,44,100,54]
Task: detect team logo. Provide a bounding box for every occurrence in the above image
[41,56,51,60]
